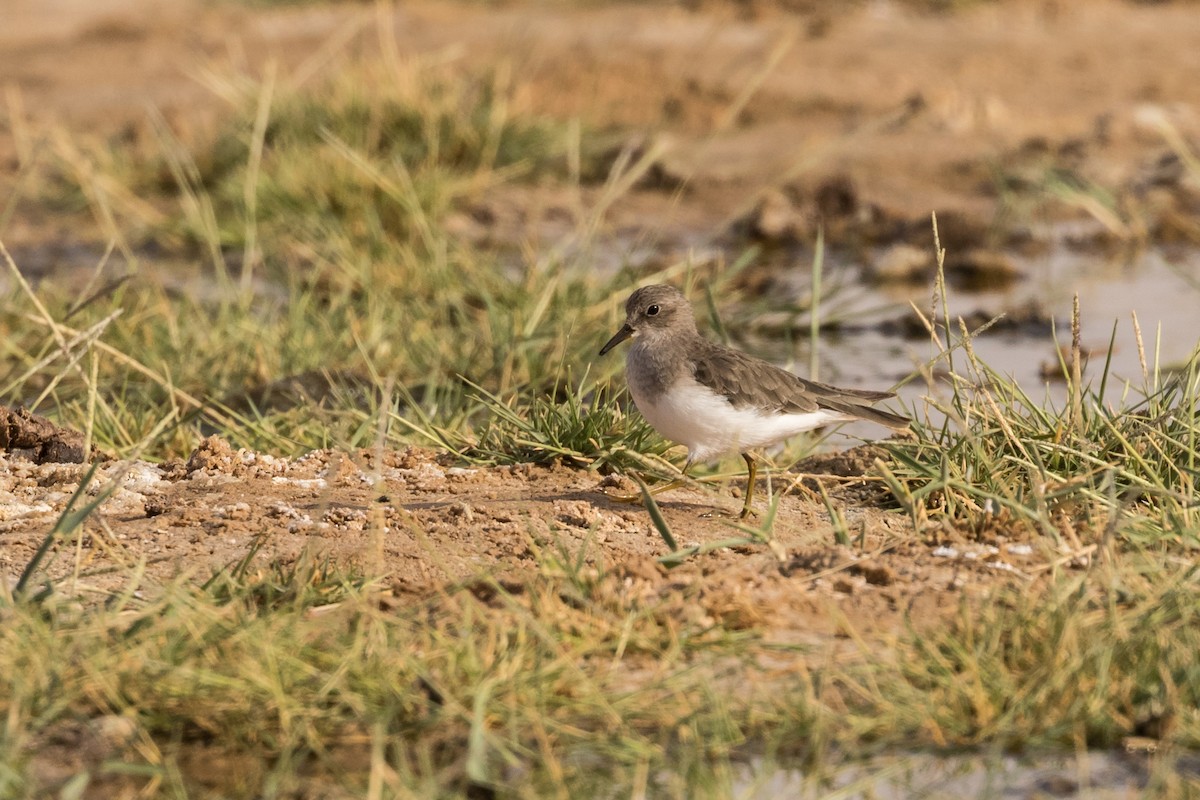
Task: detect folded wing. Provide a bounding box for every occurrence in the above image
[691,342,910,430]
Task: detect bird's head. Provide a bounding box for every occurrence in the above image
[598,284,696,355]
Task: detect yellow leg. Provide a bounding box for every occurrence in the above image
[739,452,757,519]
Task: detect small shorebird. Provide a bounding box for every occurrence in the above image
[599,284,909,517]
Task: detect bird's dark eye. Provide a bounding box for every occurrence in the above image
[646,304,660,316]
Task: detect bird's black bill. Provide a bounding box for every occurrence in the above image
[599,324,634,356]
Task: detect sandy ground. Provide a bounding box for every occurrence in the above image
[1,0,1193,629]
[1,437,1060,646]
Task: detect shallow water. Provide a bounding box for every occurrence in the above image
[732,242,1200,445]
[732,748,1197,799]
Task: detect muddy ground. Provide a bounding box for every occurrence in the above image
[2,0,1195,630]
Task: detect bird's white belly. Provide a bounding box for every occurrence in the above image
[631,377,851,463]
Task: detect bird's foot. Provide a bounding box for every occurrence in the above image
[701,505,758,520]
[599,477,687,504]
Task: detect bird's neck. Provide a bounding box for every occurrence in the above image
[627,333,699,400]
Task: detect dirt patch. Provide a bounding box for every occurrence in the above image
[1,439,1057,647]
[4,0,1200,261]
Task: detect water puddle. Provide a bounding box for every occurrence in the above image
[722,242,1200,437]
[732,748,1197,799]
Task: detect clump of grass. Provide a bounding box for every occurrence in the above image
[200,541,367,612]
[72,49,616,298]
[878,222,1199,549]
[883,329,1199,545]
[464,376,674,474]
[154,62,581,262]
[826,553,1200,754]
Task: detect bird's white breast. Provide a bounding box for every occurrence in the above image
[629,375,852,463]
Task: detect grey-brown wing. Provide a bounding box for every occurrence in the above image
[691,341,909,429]
[691,343,823,414]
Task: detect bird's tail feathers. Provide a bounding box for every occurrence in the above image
[827,400,911,431]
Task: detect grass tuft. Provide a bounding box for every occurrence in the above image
[465,376,674,473]
[883,329,1200,547]
[879,220,1199,549]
